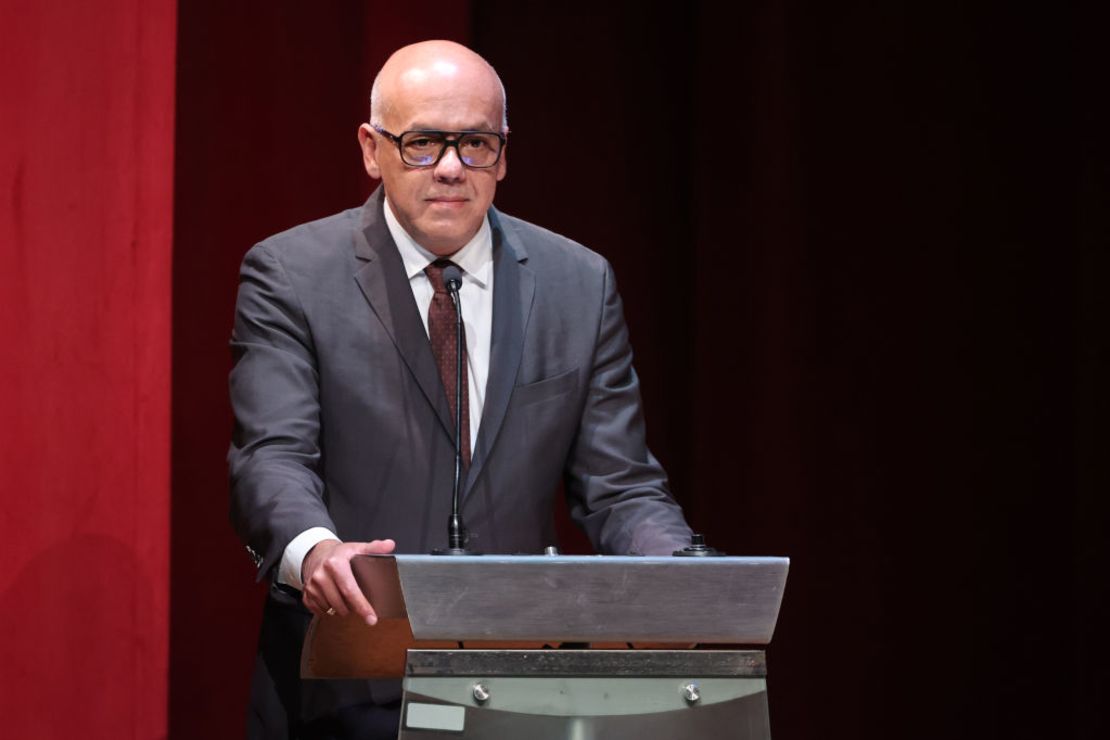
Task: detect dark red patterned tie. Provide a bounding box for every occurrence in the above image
[425,259,470,468]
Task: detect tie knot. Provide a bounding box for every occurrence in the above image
[425,259,459,294]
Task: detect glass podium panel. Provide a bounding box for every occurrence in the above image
[398,649,772,740]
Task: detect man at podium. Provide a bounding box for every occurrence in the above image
[228,40,694,739]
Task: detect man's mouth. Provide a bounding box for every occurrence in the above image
[426,197,468,209]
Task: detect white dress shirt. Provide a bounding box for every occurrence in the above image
[277,198,494,589]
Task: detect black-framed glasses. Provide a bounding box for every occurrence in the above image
[371,124,506,168]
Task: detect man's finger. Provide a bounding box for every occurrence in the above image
[329,561,378,624]
[354,539,396,556]
[313,575,350,617]
[322,543,380,623]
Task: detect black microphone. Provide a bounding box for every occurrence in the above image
[439,264,470,555]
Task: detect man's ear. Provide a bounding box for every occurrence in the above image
[357,124,381,179]
[496,144,507,182]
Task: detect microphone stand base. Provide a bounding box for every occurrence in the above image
[430,547,480,556]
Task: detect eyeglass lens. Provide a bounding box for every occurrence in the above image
[400,132,502,167]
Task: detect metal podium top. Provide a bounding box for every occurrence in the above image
[351,554,789,644]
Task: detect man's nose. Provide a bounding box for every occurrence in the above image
[433,144,465,180]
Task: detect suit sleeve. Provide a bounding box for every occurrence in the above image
[227,242,337,581]
[563,261,693,555]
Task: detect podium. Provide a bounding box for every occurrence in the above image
[302,554,789,739]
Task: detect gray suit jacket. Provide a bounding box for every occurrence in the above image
[228,188,691,730]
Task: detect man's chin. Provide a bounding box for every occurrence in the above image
[417,222,481,256]
[418,234,465,256]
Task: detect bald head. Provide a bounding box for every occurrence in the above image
[370,40,508,132]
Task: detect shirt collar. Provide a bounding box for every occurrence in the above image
[383,195,492,288]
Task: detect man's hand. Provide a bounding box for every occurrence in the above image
[301,538,396,624]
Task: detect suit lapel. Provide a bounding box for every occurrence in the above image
[352,190,455,440]
[465,210,535,494]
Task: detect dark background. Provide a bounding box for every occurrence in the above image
[172,2,1107,738]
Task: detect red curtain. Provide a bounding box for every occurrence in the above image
[0,0,176,737]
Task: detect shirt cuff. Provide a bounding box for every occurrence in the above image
[278,527,339,590]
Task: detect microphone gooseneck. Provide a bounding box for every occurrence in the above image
[441,264,468,554]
